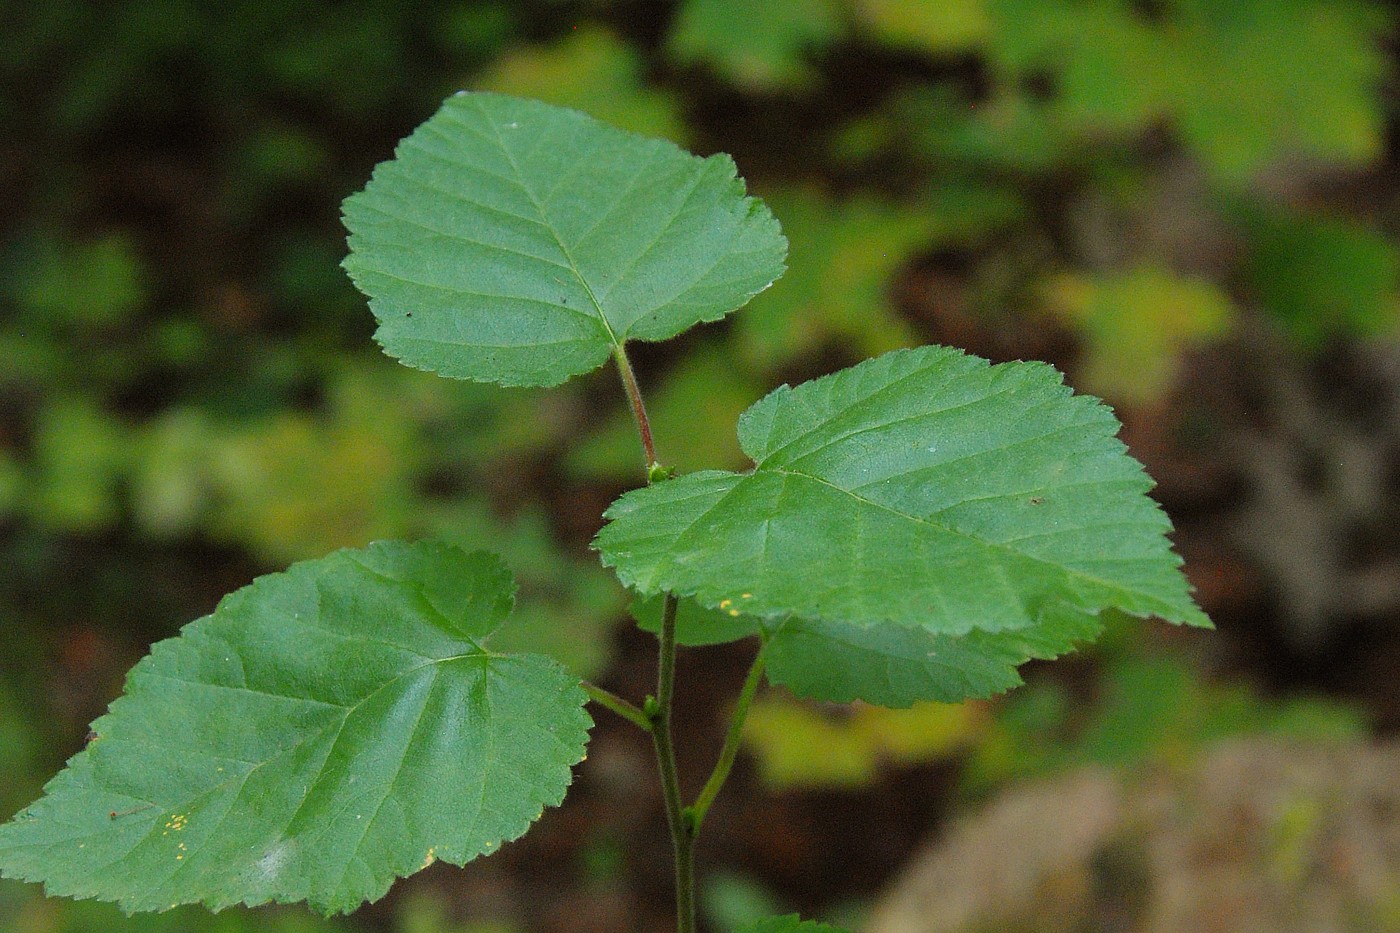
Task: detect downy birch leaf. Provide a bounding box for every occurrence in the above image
[764,604,1100,706]
[342,92,787,386]
[597,345,1208,640]
[0,541,591,915]
[632,595,1098,706]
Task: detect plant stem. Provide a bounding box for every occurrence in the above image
[581,682,653,732]
[612,343,694,932]
[652,591,695,933]
[613,343,657,468]
[687,638,767,833]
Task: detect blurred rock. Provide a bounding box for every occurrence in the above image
[867,737,1400,932]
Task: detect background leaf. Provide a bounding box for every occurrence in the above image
[982,0,1387,181]
[342,92,787,386]
[1241,205,1400,347]
[856,0,990,54]
[476,27,688,142]
[736,189,932,373]
[668,0,844,92]
[598,345,1208,638]
[1047,266,1235,406]
[0,541,591,915]
[742,697,985,790]
[1163,0,1388,181]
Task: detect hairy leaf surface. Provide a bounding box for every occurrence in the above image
[597,345,1207,639]
[0,541,591,915]
[765,605,1101,706]
[342,92,787,386]
[632,595,1097,705]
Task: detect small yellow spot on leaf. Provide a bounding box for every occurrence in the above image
[741,593,752,599]
[728,609,740,616]
[719,598,732,609]
[422,847,436,869]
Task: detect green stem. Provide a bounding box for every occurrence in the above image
[612,344,694,932]
[687,637,768,833]
[652,592,695,933]
[581,681,652,733]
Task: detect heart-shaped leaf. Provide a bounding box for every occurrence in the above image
[342,92,787,386]
[0,541,591,915]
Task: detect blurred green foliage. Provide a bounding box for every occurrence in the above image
[1241,203,1400,347]
[743,698,987,790]
[1047,265,1233,406]
[1,0,1396,928]
[734,635,1366,794]
[670,0,843,92]
[479,27,689,141]
[963,648,1369,795]
[735,189,931,372]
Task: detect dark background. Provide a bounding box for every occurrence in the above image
[2,1,1398,930]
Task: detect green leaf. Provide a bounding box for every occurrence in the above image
[1165,0,1388,180]
[476,27,689,143]
[1048,265,1234,406]
[432,504,627,682]
[737,188,931,372]
[739,915,849,933]
[668,0,844,92]
[856,0,990,54]
[632,594,1095,704]
[630,594,760,647]
[342,92,787,387]
[765,604,1101,706]
[1241,205,1400,347]
[0,542,591,915]
[597,345,1207,639]
[984,0,1388,181]
[743,696,985,789]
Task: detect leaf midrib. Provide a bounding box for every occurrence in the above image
[478,99,623,350]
